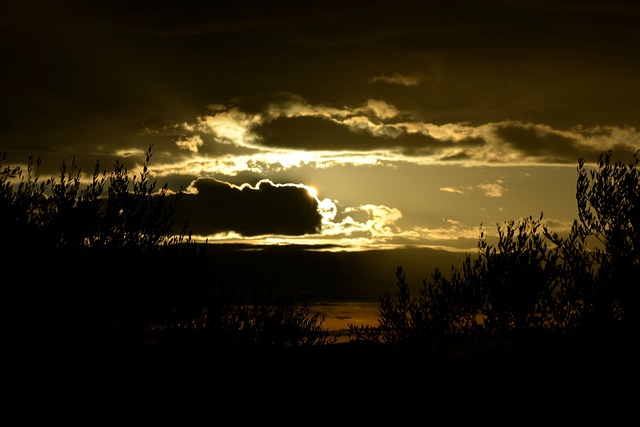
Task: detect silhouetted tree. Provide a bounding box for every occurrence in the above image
[2,146,334,350]
[575,150,639,333]
[1,145,184,252]
[349,215,561,359]
[350,150,639,362]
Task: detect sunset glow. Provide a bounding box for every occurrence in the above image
[3,2,639,253]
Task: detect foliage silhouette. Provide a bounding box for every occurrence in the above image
[576,150,640,331]
[3,147,638,362]
[1,145,184,251]
[1,146,335,351]
[349,150,639,363]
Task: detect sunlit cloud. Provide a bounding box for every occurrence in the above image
[354,99,400,120]
[319,204,403,239]
[353,204,403,237]
[368,72,424,86]
[264,94,351,120]
[174,186,546,252]
[318,197,338,224]
[182,211,508,253]
[193,107,262,146]
[7,1,640,262]
[172,174,486,253]
[440,186,472,195]
[149,151,384,179]
[113,148,146,158]
[412,219,484,241]
[183,201,416,252]
[175,135,204,152]
[576,124,640,152]
[161,94,640,181]
[477,180,505,198]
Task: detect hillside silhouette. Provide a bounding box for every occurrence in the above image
[2,146,638,377]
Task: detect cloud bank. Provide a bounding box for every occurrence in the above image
[171,179,322,237]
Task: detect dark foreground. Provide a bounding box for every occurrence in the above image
[12,338,635,385]
[7,339,636,424]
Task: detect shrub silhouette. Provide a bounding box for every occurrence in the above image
[349,150,639,362]
[150,282,337,349]
[577,151,640,331]
[3,146,638,359]
[1,146,335,350]
[1,145,184,251]
[349,216,561,359]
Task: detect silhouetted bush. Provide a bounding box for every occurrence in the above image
[349,215,562,359]
[1,145,184,252]
[1,146,334,351]
[149,282,338,349]
[4,146,638,359]
[349,150,640,362]
[577,150,639,330]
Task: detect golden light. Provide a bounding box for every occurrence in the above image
[306,185,318,199]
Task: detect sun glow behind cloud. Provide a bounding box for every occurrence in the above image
[4,0,640,256]
[132,92,640,252]
[76,85,640,254]
[165,96,640,173]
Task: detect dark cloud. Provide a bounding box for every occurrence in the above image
[439,151,474,162]
[401,135,486,157]
[255,116,382,150]
[171,178,321,236]
[2,0,640,168]
[495,123,590,163]
[255,116,449,152]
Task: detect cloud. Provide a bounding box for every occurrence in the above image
[494,122,585,162]
[5,0,640,184]
[159,95,640,182]
[171,178,322,236]
[440,186,470,195]
[319,203,405,240]
[175,135,204,152]
[174,191,420,250]
[194,108,261,146]
[348,204,403,238]
[477,181,505,198]
[412,220,483,241]
[354,99,400,120]
[255,116,383,150]
[368,73,424,86]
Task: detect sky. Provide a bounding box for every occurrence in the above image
[3,1,640,319]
